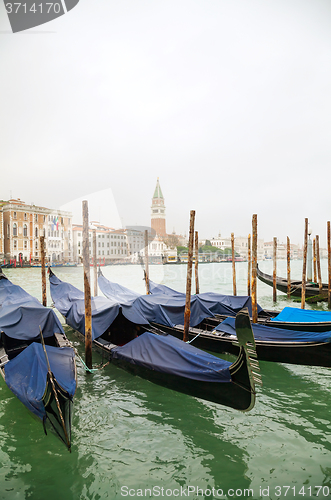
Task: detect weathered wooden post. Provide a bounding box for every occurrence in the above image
[287,236,291,298]
[247,234,251,296]
[313,238,317,283]
[301,218,308,309]
[307,225,313,283]
[144,230,150,294]
[328,221,331,309]
[273,237,277,302]
[82,200,92,369]
[194,230,199,295]
[231,233,237,296]
[93,229,97,297]
[252,214,258,323]
[183,210,195,342]
[40,236,47,307]
[316,235,322,291]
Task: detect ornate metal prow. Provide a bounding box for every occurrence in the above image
[233,308,262,387]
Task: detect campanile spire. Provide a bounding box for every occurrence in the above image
[151,178,166,237]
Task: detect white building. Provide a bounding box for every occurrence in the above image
[210,234,265,261]
[73,223,128,263]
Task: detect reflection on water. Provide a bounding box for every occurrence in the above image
[0,264,331,499]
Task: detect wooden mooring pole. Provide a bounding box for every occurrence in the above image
[183,210,195,342]
[316,235,322,292]
[144,230,150,294]
[40,236,47,307]
[273,237,277,303]
[313,238,317,283]
[82,200,92,369]
[251,214,258,323]
[301,218,308,309]
[247,234,251,296]
[287,236,291,298]
[328,221,331,309]
[231,233,236,296]
[194,230,199,295]
[93,229,98,297]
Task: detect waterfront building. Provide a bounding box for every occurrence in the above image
[1,199,73,263]
[210,233,264,261]
[72,222,128,263]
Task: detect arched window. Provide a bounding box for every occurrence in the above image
[23,224,28,237]
[13,223,17,236]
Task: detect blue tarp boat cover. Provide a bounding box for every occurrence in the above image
[98,275,263,326]
[111,331,232,383]
[215,317,331,343]
[272,307,331,324]
[4,343,76,420]
[50,273,149,341]
[0,277,64,340]
[149,280,186,297]
[0,276,40,306]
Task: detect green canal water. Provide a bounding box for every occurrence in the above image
[0,262,330,500]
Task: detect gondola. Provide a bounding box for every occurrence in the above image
[0,269,77,450]
[49,270,261,412]
[147,275,331,334]
[97,272,331,367]
[257,263,329,302]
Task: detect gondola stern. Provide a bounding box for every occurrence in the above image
[228,308,262,411]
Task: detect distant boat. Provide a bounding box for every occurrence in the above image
[257,263,329,302]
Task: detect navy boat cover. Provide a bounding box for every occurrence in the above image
[271,307,331,324]
[215,317,331,343]
[0,276,64,340]
[98,274,263,326]
[111,331,232,382]
[50,273,149,340]
[4,343,76,420]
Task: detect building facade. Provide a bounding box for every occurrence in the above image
[72,223,128,263]
[1,199,73,263]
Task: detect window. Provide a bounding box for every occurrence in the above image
[35,227,38,238]
[13,240,17,249]
[13,223,17,236]
[24,213,27,220]
[13,212,17,219]
[35,214,38,222]
[24,241,27,249]
[23,224,28,237]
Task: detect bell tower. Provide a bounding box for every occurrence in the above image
[151,178,166,237]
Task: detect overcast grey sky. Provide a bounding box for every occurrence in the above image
[1,0,331,246]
